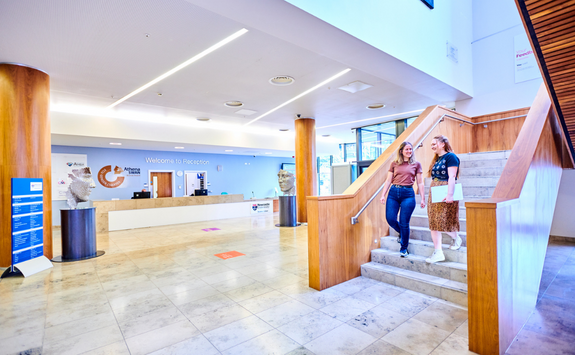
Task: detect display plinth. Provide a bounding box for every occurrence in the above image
[53,207,104,262]
[276,195,300,227]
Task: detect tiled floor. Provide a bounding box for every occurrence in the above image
[0,214,572,355]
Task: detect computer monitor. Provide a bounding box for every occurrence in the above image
[133,191,150,199]
[194,189,208,196]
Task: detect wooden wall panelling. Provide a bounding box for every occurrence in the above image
[0,64,52,267]
[466,84,567,354]
[307,105,476,290]
[472,108,529,153]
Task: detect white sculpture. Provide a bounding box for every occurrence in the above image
[277,169,295,196]
[66,167,96,209]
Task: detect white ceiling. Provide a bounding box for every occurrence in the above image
[0,0,471,157]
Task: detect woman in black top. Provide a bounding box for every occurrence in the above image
[426,135,462,263]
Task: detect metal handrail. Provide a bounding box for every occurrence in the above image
[350,113,526,224]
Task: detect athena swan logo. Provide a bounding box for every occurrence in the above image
[98,165,125,188]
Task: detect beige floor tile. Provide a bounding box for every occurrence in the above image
[412,301,468,332]
[238,290,293,313]
[305,323,377,355]
[0,330,43,355]
[222,329,301,355]
[80,340,131,355]
[189,303,253,333]
[148,334,219,355]
[431,334,474,355]
[257,299,315,328]
[347,305,409,338]
[125,320,199,355]
[44,310,117,343]
[118,305,187,338]
[203,315,274,352]
[43,324,124,355]
[382,318,451,355]
[356,339,412,355]
[278,310,344,345]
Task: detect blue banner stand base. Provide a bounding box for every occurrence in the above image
[1,256,53,279]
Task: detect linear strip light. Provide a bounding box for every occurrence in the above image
[244,68,351,126]
[316,108,425,129]
[107,28,249,109]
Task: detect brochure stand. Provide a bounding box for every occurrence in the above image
[52,207,104,262]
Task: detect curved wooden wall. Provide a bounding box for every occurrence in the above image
[466,84,573,355]
[0,63,52,267]
[295,118,317,223]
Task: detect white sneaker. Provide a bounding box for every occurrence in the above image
[426,250,445,263]
[449,236,462,250]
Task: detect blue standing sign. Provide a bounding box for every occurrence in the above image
[11,178,44,266]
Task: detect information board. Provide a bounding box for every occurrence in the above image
[12,178,44,265]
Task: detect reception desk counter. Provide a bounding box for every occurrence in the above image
[93,195,278,232]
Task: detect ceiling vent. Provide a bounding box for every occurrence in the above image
[269,76,295,86]
[338,81,373,94]
[224,101,244,107]
[235,109,257,116]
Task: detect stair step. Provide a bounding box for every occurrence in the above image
[456,176,500,186]
[460,159,507,168]
[380,236,467,264]
[407,214,467,232]
[389,226,467,247]
[412,203,468,218]
[459,167,505,177]
[361,262,468,307]
[457,150,511,161]
[371,249,467,283]
[423,186,495,198]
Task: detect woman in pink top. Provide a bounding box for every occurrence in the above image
[380,142,426,257]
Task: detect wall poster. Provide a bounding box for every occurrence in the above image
[514,34,541,83]
[51,153,88,200]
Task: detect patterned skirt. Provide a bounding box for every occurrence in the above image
[427,180,460,232]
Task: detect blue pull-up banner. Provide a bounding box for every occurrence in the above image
[11,178,44,265]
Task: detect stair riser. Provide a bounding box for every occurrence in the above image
[412,205,467,218]
[460,159,507,168]
[459,167,504,177]
[424,186,495,197]
[371,252,467,283]
[456,177,500,186]
[458,151,509,161]
[380,238,467,264]
[361,265,468,307]
[406,215,467,232]
[406,229,467,247]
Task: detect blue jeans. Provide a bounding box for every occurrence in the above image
[386,185,416,252]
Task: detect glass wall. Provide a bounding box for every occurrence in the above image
[358,121,396,161]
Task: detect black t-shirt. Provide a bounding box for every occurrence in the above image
[431,152,460,181]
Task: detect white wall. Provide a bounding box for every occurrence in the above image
[551,169,575,238]
[455,0,543,116]
[286,0,474,96]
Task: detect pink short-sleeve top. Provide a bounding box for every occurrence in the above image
[389,161,423,186]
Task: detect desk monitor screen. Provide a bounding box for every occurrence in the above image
[133,191,150,199]
[194,189,208,196]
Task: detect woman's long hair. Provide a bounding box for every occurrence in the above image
[395,141,415,165]
[427,135,454,177]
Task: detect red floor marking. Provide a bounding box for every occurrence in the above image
[214,251,245,259]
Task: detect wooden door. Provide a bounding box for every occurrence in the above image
[150,172,172,198]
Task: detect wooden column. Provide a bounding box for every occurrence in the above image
[0,63,52,267]
[295,118,317,223]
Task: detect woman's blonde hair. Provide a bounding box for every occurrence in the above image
[395,141,415,164]
[427,135,456,177]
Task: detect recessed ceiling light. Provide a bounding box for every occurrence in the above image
[110,142,122,145]
[269,76,295,86]
[107,28,248,109]
[367,103,385,110]
[175,147,184,149]
[279,128,289,132]
[265,152,272,154]
[322,134,331,137]
[245,68,351,126]
[338,81,373,94]
[197,117,211,121]
[225,101,244,108]
[225,149,233,152]
[235,109,257,116]
[157,92,163,96]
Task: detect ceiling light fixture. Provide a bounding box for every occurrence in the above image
[269,76,295,86]
[175,147,184,149]
[196,117,211,121]
[366,104,385,110]
[322,134,331,137]
[317,109,425,129]
[224,101,244,108]
[109,142,122,145]
[225,149,233,152]
[107,28,249,109]
[244,68,351,126]
[279,128,289,132]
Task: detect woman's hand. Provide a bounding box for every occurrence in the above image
[443,195,454,203]
[380,195,386,204]
[421,199,426,208]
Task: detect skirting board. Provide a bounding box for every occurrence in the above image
[108,201,272,231]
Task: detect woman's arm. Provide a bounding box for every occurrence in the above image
[416,172,426,208]
[380,171,394,204]
[443,166,458,203]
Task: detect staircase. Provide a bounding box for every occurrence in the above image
[361,150,511,307]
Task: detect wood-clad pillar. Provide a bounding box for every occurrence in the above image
[0,63,52,267]
[295,118,317,223]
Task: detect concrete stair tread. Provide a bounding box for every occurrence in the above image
[380,236,468,254]
[380,236,467,264]
[400,225,467,235]
[361,262,468,306]
[372,248,467,272]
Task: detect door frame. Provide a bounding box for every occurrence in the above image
[184,170,208,196]
[148,170,176,198]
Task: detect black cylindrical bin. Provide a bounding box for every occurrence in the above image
[278,195,298,227]
[54,207,104,262]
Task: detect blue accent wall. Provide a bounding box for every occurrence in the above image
[52,146,294,201]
